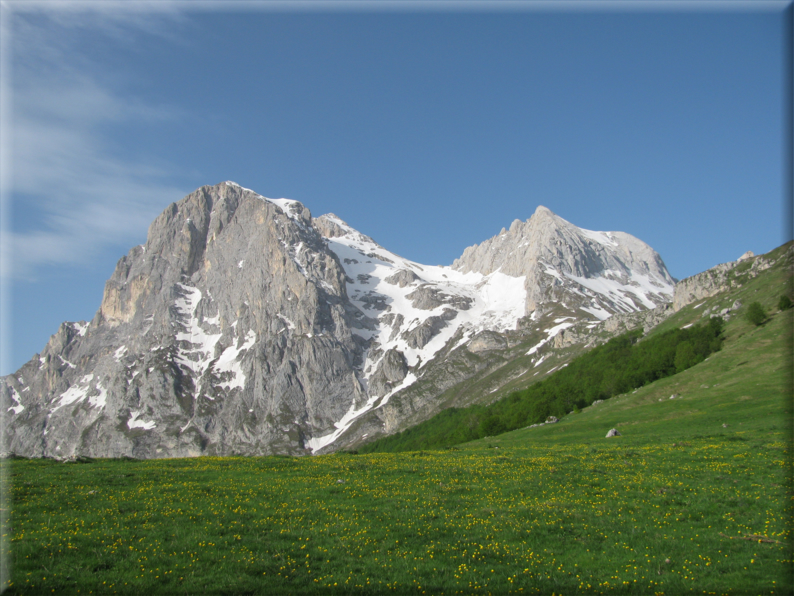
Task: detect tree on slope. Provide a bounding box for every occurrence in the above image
[745,302,766,326]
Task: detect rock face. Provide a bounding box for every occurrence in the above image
[2,183,367,458]
[1,183,676,459]
[453,206,675,318]
[672,250,776,311]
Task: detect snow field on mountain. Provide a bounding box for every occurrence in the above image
[564,269,673,315]
[306,222,527,453]
[8,387,24,414]
[325,233,527,373]
[214,330,257,391]
[51,374,107,413]
[174,283,256,396]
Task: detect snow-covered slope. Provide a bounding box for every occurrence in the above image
[307,214,527,451]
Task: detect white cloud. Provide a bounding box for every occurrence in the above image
[3,5,190,279]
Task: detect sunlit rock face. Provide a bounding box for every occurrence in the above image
[1,183,674,458]
[452,205,675,318]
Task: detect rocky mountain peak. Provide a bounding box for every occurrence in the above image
[452,206,674,317]
[2,184,676,459]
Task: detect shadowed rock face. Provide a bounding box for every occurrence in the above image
[1,185,676,459]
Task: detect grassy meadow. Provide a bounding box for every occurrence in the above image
[3,255,792,594]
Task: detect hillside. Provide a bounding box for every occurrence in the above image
[5,269,790,594]
[358,240,793,453]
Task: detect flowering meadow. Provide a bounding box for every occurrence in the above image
[3,249,791,595]
[3,427,790,595]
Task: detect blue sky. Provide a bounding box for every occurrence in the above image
[1,1,788,375]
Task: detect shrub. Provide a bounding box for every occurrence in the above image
[674,340,700,373]
[778,295,792,311]
[745,302,766,326]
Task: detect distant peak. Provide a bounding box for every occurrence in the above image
[534,205,554,216]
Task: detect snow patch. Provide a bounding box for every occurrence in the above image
[579,228,619,247]
[127,410,156,430]
[88,383,108,409]
[564,269,672,314]
[214,330,257,390]
[51,374,94,413]
[58,355,76,369]
[114,346,128,362]
[581,305,611,320]
[8,387,24,415]
[276,313,296,331]
[526,320,575,356]
[174,284,222,397]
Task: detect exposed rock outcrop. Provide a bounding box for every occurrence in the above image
[2,184,678,458]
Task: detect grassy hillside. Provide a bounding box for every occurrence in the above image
[3,245,791,595]
[360,242,793,454]
[358,318,725,453]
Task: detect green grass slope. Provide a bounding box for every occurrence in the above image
[360,242,793,454]
[3,245,791,595]
[358,318,726,453]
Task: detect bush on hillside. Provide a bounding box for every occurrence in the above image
[778,295,792,311]
[745,302,766,326]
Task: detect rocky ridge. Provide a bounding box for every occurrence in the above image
[2,183,677,458]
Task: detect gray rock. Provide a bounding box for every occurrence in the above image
[1,184,681,459]
[368,349,408,398]
[385,269,421,288]
[467,331,508,353]
[606,428,621,438]
[737,251,754,262]
[452,205,675,316]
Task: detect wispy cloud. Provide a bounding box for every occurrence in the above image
[4,5,190,279]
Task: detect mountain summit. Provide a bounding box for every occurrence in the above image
[1,182,674,458]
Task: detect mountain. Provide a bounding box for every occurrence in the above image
[1,182,675,458]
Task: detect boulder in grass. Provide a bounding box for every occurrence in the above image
[545,416,559,424]
[605,428,621,438]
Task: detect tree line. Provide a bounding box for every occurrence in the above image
[359,317,725,453]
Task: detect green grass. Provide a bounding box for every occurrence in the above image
[3,248,791,595]
[3,436,790,595]
[3,305,790,594]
